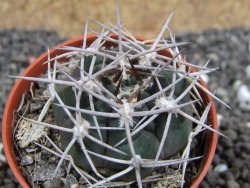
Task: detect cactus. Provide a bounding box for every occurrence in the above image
[12,1,228,187]
[52,49,194,181]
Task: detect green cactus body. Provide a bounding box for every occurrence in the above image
[52,48,193,181]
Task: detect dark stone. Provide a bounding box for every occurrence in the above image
[218,178,226,186]
[241,169,250,181]
[233,158,245,169]
[223,129,238,141]
[222,172,234,181]
[223,149,235,160]
[226,180,240,188]
[241,143,250,153]
[199,181,210,188]
[220,137,234,148]
[231,168,241,179]
[205,171,218,186]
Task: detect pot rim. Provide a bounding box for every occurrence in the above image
[2,34,218,188]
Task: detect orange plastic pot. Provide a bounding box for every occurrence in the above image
[2,34,218,188]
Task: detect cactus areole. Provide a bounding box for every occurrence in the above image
[3,34,219,188]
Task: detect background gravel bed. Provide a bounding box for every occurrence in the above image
[0,28,250,187]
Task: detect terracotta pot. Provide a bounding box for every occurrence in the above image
[2,34,218,188]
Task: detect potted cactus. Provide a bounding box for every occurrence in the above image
[2,2,226,188]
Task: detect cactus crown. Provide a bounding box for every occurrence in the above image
[13,2,227,188]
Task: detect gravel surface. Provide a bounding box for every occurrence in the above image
[0,28,250,187]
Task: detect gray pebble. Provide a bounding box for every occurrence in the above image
[224,149,235,160]
[227,180,240,188]
[43,178,63,188]
[241,169,250,181]
[224,129,238,141]
[218,178,226,186]
[223,172,234,181]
